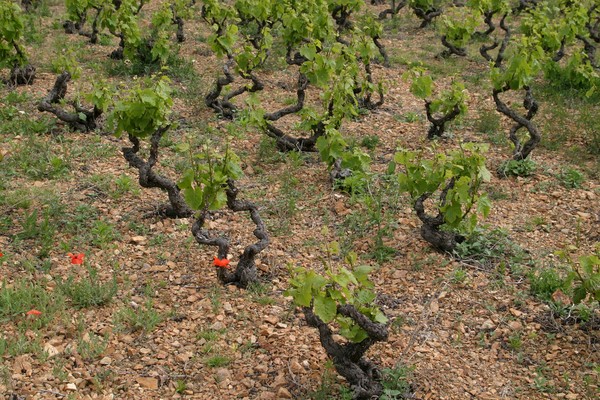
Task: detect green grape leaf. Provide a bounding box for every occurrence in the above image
[314,295,337,323]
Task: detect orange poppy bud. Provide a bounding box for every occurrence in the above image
[213,257,230,268]
[68,253,84,265]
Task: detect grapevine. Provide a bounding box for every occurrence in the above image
[111,75,193,218]
[286,248,388,399]
[180,142,269,288]
[0,0,36,85]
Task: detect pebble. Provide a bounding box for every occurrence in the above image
[481,319,495,330]
[215,368,231,382]
[277,387,293,399]
[99,356,112,365]
[210,321,226,330]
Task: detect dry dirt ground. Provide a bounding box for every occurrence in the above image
[0,1,599,399]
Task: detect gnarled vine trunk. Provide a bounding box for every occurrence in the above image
[122,129,192,218]
[191,180,269,288]
[262,72,326,152]
[378,0,407,20]
[411,5,443,28]
[414,178,464,253]
[37,72,101,132]
[205,57,264,119]
[303,304,388,400]
[492,86,540,161]
[6,43,35,86]
[8,64,36,86]
[425,100,461,139]
[441,35,467,57]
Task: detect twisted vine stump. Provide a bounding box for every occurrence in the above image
[7,64,35,86]
[579,5,600,68]
[303,304,388,400]
[425,100,461,139]
[262,72,324,152]
[192,180,269,288]
[441,35,467,57]
[205,57,264,119]
[378,0,407,20]
[480,14,541,163]
[411,4,443,28]
[122,129,192,218]
[479,14,510,67]
[414,178,464,253]
[37,72,101,132]
[493,86,540,161]
[63,5,102,43]
[359,62,385,108]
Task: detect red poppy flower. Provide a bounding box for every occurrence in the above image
[213,257,230,269]
[0,252,3,257]
[68,253,84,265]
[26,309,42,316]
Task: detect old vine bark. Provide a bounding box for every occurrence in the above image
[414,178,464,253]
[37,72,101,132]
[191,180,269,288]
[425,101,461,139]
[122,129,192,218]
[303,304,388,400]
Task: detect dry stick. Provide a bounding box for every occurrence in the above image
[38,390,66,398]
[122,129,193,218]
[400,283,449,362]
[37,72,100,132]
[303,304,388,400]
[191,180,268,288]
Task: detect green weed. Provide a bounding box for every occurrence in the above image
[57,266,118,308]
[557,167,585,189]
[0,278,65,329]
[454,227,530,271]
[91,219,120,247]
[529,267,568,302]
[475,109,503,144]
[113,174,140,198]
[114,301,162,333]
[301,360,353,400]
[205,355,231,368]
[77,332,109,361]
[498,159,537,178]
[380,363,415,400]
